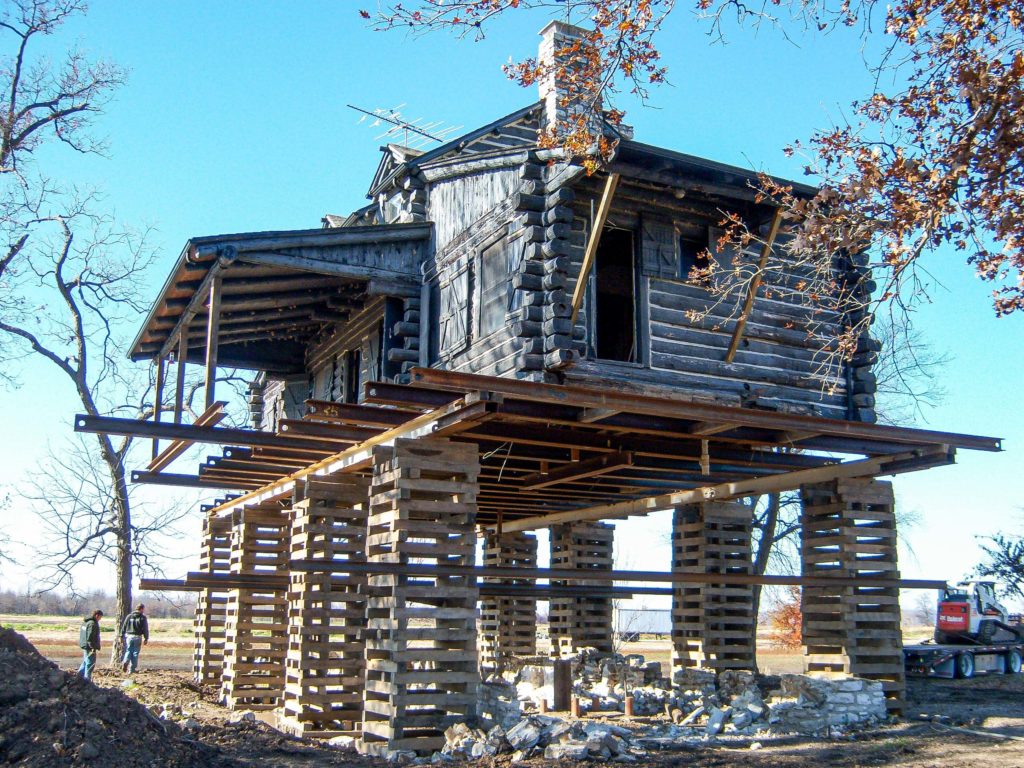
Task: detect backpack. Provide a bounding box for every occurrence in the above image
[79,619,93,650]
[125,612,144,635]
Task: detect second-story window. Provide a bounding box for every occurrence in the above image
[478,237,509,340]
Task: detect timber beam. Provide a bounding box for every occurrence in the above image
[495,445,956,533]
[76,413,345,453]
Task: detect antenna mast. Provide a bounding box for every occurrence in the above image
[347,104,461,150]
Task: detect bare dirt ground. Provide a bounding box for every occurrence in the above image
[6,617,1024,767]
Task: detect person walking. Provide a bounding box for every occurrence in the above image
[77,609,103,681]
[120,603,150,673]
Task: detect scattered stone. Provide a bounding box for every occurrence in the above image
[328,734,356,751]
[705,706,731,736]
[506,717,543,751]
[544,742,589,760]
[228,710,256,724]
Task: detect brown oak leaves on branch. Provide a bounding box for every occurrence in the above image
[365,0,1024,346]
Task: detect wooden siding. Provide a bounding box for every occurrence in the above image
[427,168,521,256]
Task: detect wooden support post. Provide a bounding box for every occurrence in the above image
[204,275,222,411]
[800,479,905,714]
[570,173,620,325]
[549,522,614,656]
[479,531,538,672]
[553,659,572,712]
[671,502,755,675]
[360,438,481,756]
[220,503,291,711]
[279,475,369,738]
[152,356,165,460]
[192,514,231,685]
[725,208,783,363]
[174,328,188,425]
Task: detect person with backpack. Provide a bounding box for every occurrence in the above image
[120,603,150,673]
[77,610,103,680]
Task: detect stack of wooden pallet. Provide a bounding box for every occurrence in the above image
[671,502,755,672]
[220,503,291,711]
[192,514,231,685]
[549,522,614,655]
[360,438,481,756]
[279,476,370,738]
[801,479,905,712]
[480,531,538,671]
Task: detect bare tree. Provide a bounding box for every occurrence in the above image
[0,2,144,662]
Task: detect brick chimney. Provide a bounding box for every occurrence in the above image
[537,20,604,140]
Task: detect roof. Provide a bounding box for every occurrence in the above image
[129,223,430,371]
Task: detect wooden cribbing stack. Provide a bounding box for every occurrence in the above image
[801,479,906,713]
[672,502,756,672]
[549,522,615,656]
[220,502,291,711]
[479,531,538,671]
[360,438,481,756]
[192,514,231,685]
[279,476,370,737]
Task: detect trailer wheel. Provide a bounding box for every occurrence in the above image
[1006,649,1022,675]
[955,652,975,679]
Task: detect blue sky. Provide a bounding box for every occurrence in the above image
[1,1,1021,603]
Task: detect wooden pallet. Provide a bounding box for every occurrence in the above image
[549,522,614,656]
[480,531,538,671]
[801,479,906,713]
[193,514,231,685]
[359,438,481,756]
[278,475,370,737]
[220,503,291,711]
[671,502,756,673]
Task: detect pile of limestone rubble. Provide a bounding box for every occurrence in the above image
[444,648,890,761]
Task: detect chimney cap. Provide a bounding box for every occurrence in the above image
[538,19,592,40]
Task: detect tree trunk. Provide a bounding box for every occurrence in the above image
[750,492,781,674]
[99,434,133,668]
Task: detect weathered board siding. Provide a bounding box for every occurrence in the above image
[428,168,522,256]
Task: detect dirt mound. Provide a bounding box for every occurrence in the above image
[0,627,223,767]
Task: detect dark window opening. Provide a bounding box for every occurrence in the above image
[478,238,509,339]
[343,349,360,403]
[679,236,711,282]
[594,227,636,362]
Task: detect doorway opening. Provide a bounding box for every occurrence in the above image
[593,227,636,362]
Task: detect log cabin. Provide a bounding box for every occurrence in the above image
[76,21,1000,755]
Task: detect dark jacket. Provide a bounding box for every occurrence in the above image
[121,611,149,641]
[79,617,101,651]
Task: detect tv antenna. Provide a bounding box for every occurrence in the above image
[347,104,462,150]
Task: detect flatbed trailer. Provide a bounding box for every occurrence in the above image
[904,642,1024,679]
